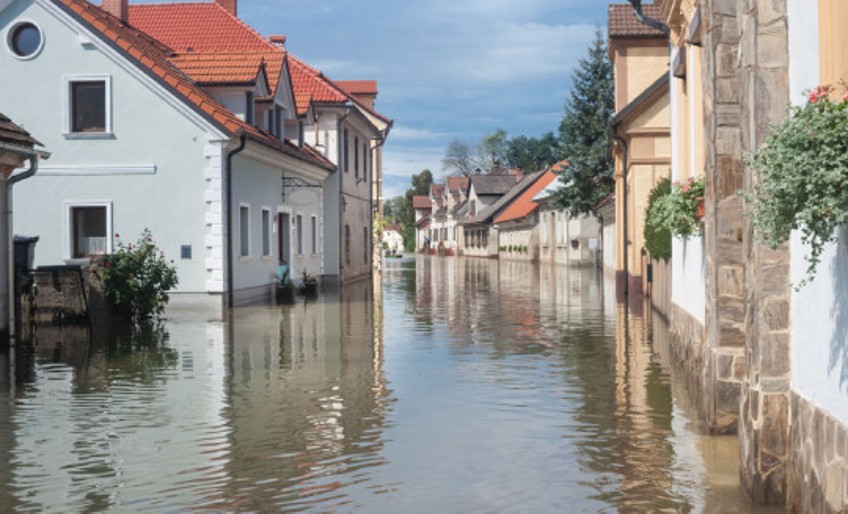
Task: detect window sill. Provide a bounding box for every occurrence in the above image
[239,256,252,262]
[63,132,115,140]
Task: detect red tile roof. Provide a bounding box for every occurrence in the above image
[169,52,267,86]
[128,3,275,53]
[288,55,350,104]
[336,80,378,95]
[494,169,559,224]
[446,176,469,194]
[609,4,666,39]
[430,184,444,198]
[52,0,333,171]
[412,195,431,209]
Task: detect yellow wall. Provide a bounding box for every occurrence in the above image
[819,0,848,97]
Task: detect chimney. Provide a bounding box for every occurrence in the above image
[269,35,286,49]
[216,0,237,16]
[101,0,128,21]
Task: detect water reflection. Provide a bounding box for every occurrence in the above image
[0,257,780,512]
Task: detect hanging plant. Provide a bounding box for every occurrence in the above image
[648,175,705,238]
[644,177,672,260]
[743,85,848,288]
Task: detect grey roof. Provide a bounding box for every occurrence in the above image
[470,174,518,196]
[0,113,41,149]
[460,169,548,226]
[450,199,468,217]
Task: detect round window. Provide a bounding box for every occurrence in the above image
[9,22,42,58]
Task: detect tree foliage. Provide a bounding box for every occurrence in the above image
[643,177,672,261]
[383,169,434,252]
[476,128,508,171]
[442,140,476,176]
[554,28,615,217]
[506,132,559,172]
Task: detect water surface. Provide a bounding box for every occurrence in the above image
[0,256,779,512]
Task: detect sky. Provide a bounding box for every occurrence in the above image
[237,1,612,199]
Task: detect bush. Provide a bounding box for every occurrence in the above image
[103,229,178,324]
[744,86,848,288]
[644,177,672,261]
[650,176,704,238]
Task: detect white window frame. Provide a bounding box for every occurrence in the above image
[261,207,272,258]
[63,200,113,262]
[239,203,251,259]
[6,19,45,61]
[63,74,113,138]
[311,215,318,255]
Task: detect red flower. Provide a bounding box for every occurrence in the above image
[114,232,120,238]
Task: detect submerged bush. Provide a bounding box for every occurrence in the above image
[103,228,178,324]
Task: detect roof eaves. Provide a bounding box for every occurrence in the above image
[611,73,669,127]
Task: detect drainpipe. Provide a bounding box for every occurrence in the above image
[612,130,629,296]
[226,133,247,308]
[3,145,49,343]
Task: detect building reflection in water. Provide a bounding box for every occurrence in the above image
[220,279,390,511]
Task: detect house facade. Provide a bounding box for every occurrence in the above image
[458,174,520,258]
[494,169,558,263]
[608,4,671,300]
[412,194,431,252]
[382,224,403,253]
[1,0,388,306]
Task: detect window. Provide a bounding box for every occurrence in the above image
[261,208,271,257]
[311,216,317,254]
[267,109,275,136]
[70,80,107,133]
[239,205,250,257]
[296,214,303,255]
[363,142,369,181]
[68,204,109,259]
[7,21,42,59]
[245,92,255,125]
[345,224,351,264]
[469,199,476,216]
[363,227,368,263]
[344,129,349,172]
[354,136,359,178]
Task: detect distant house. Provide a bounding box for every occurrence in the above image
[382,223,403,253]
[458,174,520,257]
[412,195,431,252]
[0,113,48,341]
[428,176,468,255]
[594,194,616,275]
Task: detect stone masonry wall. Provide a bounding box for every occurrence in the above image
[701,0,749,436]
[735,0,793,504]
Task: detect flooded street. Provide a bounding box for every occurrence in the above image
[0,256,779,512]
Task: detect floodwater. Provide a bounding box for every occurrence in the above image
[0,256,781,512]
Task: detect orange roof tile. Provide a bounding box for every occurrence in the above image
[294,93,313,116]
[608,4,666,39]
[494,169,559,224]
[412,195,431,209]
[169,52,267,86]
[128,3,275,53]
[288,55,349,104]
[336,80,378,95]
[52,0,333,171]
[446,176,469,195]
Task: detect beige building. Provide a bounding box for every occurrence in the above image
[608,4,671,300]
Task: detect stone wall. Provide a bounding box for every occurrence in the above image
[734,0,793,503]
[700,0,749,436]
[790,392,848,513]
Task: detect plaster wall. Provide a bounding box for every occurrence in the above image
[787,0,848,426]
[0,1,214,293]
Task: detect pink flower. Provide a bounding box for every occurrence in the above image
[844,92,848,102]
[682,184,691,192]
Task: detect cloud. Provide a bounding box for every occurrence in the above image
[390,126,452,141]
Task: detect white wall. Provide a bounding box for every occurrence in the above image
[1,1,214,293]
[786,0,848,424]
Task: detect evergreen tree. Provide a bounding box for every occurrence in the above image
[555,28,614,217]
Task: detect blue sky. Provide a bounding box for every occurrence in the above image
[239,0,611,199]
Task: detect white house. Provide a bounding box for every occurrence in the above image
[412,194,431,252]
[458,173,520,257]
[0,0,336,306]
[382,224,403,253]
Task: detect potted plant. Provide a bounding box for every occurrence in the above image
[299,270,319,298]
[744,85,848,288]
[648,175,705,238]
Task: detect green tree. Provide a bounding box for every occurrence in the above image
[555,28,614,217]
[506,132,559,171]
[394,169,433,251]
[477,128,509,171]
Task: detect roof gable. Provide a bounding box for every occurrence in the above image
[470,174,518,196]
[494,169,559,223]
